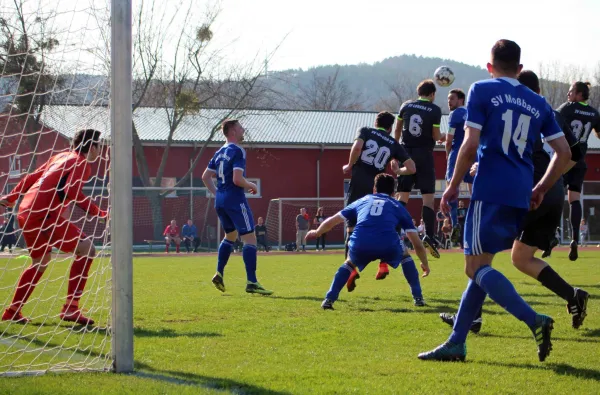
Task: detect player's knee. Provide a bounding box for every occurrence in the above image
[76,239,95,258]
[464,264,478,279]
[422,194,435,208]
[225,230,238,242]
[241,232,256,245]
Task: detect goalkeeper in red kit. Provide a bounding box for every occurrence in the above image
[0,129,107,325]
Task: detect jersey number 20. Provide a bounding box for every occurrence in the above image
[501,109,531,158]
[361,140,391,170]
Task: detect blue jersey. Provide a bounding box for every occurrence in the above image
[465,77,563,209]
[448,106,467,152]
[207,143,248,207]
[340,193,416,247]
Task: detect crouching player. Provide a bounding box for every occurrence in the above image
[306,174,430,310]
[0,129,107,325]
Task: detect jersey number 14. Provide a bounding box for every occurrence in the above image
[501,109,531,158]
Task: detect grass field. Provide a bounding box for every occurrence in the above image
[0,249,598,394]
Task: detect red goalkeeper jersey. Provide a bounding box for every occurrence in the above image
[163,225,179,237]
[2,151,106,220]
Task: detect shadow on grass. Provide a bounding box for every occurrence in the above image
[270,295,345,303]
[477,360,600,382]
[477,332,600,344]
[134,327,222,339]
[133,362,291,395]
[582,328,600,338]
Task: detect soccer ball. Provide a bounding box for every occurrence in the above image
[434,66,455,87]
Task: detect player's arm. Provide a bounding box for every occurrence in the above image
[305,213,345,240]
[532,108,571,209]
[201,167,217,196]
[163,226,170,237]
[394,119,403,142]
[232,170,257,193]
[343,139,364,174]
[0,162,48,207]
[63,162,107,217]
[391,145,415,175]
[432,107,443,142]
[450,126,479,189]
[445,131,454,158]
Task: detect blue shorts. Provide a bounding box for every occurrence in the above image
[464,201,527,255]
[446,152,474,184]
[216,201,255,236]
[348,236,406,272]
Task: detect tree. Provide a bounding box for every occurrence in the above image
[278,66,364,111]
[92,0,270,238]
[0,0,63,169]
[374,75,416,112]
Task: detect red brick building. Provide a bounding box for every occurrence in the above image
[3,105,600,247]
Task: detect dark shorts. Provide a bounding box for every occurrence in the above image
[345,182,373,228]
[516,182,564,251]
[563,160,587,193]
[397,146,435,195]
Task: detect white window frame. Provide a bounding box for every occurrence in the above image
[8,156,21,179]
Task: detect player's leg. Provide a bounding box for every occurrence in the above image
[420,202,553,362]
[174,237,181,253]
[60,236,97,325]
[212,207,237,292]
[184,237,191,253]
[164,236,171,253]
[566,165,585,261]
[416,153,440,258]
[513,206,589,329]
[397,249,425,306]
[233,202,272,295]
[568,190,582,261]
[2,253,51,323]
[2,216,51,323]
[323,246,368,310]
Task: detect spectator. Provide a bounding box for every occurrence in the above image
[296,208,309,252]
[0,214,16,253]
[417,219,425,237]
[436,208,446,240]
[580,219,589,246]
[255,217,270,252]
[163,219,181,253]
[182,219,200,253]
[441,218,452,247]
[313,207,327,251]
[457,200,468,248]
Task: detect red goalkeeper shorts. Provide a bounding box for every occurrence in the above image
[18,214,86,259]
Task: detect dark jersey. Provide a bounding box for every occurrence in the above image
[533,111,580,184]
[398,99,442,149]
[556,101,600,155]
[531,111,581,204]
[351,127,410,186]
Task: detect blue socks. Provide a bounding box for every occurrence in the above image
[242,244,258,283]
[449,200,458,227]
[449,280,486,344]
[400,257,422,299]
[475,265,537,328]
[217,239,234,275]
[325,263,354,301]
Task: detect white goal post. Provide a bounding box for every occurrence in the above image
[0,0,133,376]
[266,198,346,250]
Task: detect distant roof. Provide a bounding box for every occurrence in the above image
[40,105,450,146]
[40,105,600,149]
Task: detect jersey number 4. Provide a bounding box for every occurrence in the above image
[501,109,531,158]
[361,140,391,170]
[218,161,226,183]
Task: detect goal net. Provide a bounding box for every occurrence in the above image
[0,0,132,375]
[265,198,346,250]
